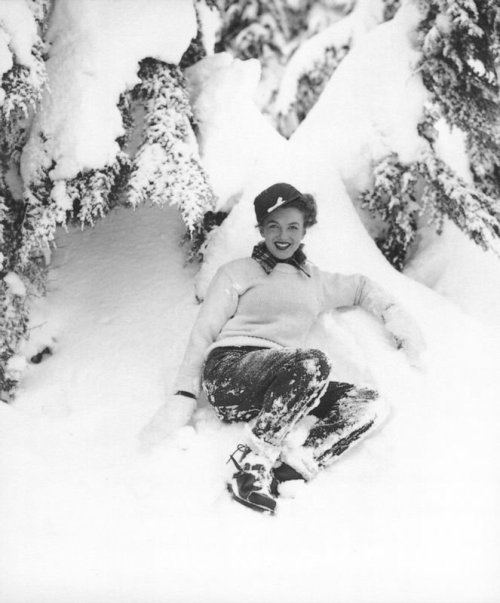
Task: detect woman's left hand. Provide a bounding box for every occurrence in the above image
[391,329,425,368]
[384,308,426,368]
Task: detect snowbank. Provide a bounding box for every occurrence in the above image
[186,53,288,212]
[1,203,499,603]
[406,223,500,329]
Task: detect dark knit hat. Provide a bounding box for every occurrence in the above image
[254,183,305,224]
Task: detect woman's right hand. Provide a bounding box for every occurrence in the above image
[138,393,197,450]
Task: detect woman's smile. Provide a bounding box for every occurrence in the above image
[274,241,292,250]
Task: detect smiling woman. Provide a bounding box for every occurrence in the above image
[142,182,425,515]
[261,207,305,259]
[257,184,314,264]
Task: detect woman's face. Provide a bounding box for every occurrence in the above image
[259,206,306,260]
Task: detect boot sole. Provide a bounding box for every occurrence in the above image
[226,484,276,515]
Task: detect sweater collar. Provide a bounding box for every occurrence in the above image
[252,241,310,277]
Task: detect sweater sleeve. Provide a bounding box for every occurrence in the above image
[319,271,398,320]
[319,271,425,362]
[173,266,239,397]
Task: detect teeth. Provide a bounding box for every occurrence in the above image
[275,242,290,249]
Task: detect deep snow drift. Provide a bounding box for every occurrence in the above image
[1,201,499,603]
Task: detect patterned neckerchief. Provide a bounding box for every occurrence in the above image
[251,241,311,277]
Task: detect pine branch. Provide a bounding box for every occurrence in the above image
[418,0,500,199]
[127,59,216,234]
[360,149,500,270]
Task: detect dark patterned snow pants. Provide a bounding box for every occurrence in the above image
[202,346,381,471]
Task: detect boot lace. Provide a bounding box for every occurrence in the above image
[227,444,251,472]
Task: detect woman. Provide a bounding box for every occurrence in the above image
[143,182,423,514]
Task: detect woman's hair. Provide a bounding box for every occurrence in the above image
[262,193,318,229]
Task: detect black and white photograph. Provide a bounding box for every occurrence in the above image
[1,0,499,601]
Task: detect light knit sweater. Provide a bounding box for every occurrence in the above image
[174,257,402,397]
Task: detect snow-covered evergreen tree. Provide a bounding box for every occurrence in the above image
[359,153,419,271]
[215,0,297,60]
[26,0,52,33]
[127,58,215,235]
[359,1,500,271]
[275,30,350,136]
[418,0,500,198]
[360,146,500,270]
[0,0,51,398]
[2,0,201,396]
[274,0,398,136]
[62,152,132,226]
[179,0,218,69]
[214,0,320,115]
[58,89,133,227]
[24,91,133,241]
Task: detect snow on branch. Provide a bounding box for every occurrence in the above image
[418,0,500,199]
[360,149,500,271]
[127,59,216,234]
[0,45,45,126]
[216,0,290,60]
[273,0,400,136]
[0,0,48,160]
[21,87,133,256]
[25,0,53,35]
[1,0,199,398]
[63,152,132,227]
[360,153,420,271]
[273,16,352,136]
[421,150,500,252]
[0,0,52,398]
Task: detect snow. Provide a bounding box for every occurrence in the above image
[21,0,196,183]
[273,0,390,129]
[3,271,26,296]
[2,1,500,601]
[50,179,73,212]
[197,0,220,55]
[186,53,288,211]
[0,0,40,107]
[405,118,500,330]
[0,29,14,99]
[406,222,500,329]
[5,354,27,376]
[0,0,38,69]
[292,1,428,195]
[1,198,500,603]
[274,12,354,118]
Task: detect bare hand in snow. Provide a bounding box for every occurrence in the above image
[138,394,197,450]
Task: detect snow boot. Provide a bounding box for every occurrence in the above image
[270,461,306,495]
[227,444,277,515]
